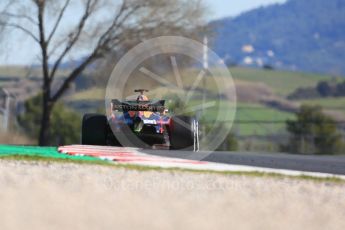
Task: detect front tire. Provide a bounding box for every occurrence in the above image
[81,114,108,145]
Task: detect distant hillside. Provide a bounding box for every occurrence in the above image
[211,0,345,76]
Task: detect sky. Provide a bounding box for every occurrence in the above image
[0,0,287,66]
[205,0,286,20]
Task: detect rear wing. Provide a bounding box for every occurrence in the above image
[111,99,166,112]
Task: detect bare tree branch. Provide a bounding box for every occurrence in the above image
[1,11,37,25]
[46,0,70,45]
[47,37,66,57]
[49,0,95,81]
[96,2,143,52]
[51,33,126,103]
[96,0,127,45]
[0,22,40,43]
[51,50,99,102]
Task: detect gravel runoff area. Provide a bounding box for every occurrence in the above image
[0,160,344,230]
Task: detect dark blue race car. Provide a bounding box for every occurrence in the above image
[81,89,199,150]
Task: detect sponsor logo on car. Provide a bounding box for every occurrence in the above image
[143,119,157,125]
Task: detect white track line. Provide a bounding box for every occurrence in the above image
[58,145,345,180]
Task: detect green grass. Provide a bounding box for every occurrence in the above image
[0,65,69,78]
[297,97,345,116]
[230,67,330,96]
[67,87,105,101]
[0,65,40,78]
[66,67,332,103]
[67,87,294,137]
[193,101,293,136]
[298,97,345,108]
[0,65,332,99]
[62,67,335,137]
[234,103,293,136]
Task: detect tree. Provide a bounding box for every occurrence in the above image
[18,94,81,145]
[336,81,345,97]
[316,81,332,97]
[285,105,343,154]
[0,0,205,145]
[216,132,238,151]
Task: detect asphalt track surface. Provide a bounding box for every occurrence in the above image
[143,150,345,175]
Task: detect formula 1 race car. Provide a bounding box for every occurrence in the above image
[81,89,199,150]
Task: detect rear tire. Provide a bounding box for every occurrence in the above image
[169,115,195,150]
[81,114,108,145]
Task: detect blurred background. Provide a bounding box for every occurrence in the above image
[0,0,344,154]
